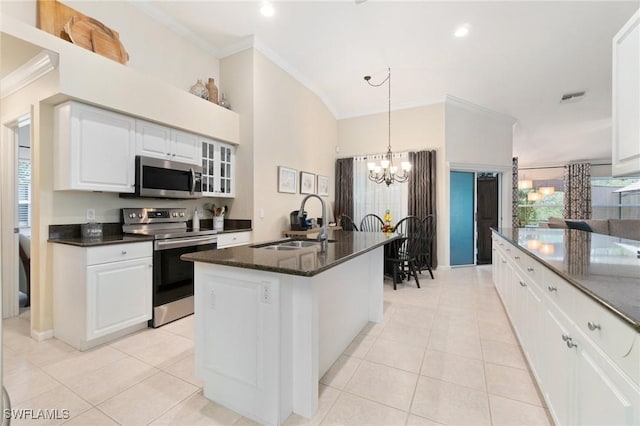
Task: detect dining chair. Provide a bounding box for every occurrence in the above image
[340,215,359,231]
[385,215,422,290]
[419,214,435,279]
[360,214,384,232]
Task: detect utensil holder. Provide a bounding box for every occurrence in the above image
[214,216,224,231]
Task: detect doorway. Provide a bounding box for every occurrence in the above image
[476,174,499,264]
[449,170,501,267]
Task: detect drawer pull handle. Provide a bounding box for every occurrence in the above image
[587,321,601,331]
[514,256,520,260]
[501,260,507,264]
[566,339,577,349]
[547,286,557,292]
[121,251,127,255]
[506,248,511,252]
[519,281,527,287]
[527,267,534,272]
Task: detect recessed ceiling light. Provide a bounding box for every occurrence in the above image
[454,24,470,38]
[261,2,275,17]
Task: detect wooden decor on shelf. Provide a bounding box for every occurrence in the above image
[37,0,129,64]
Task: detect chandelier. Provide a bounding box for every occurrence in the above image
[364,67,411,186]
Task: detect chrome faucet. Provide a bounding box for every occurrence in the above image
[298,194,328,252]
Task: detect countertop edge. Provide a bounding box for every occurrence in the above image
[48,235,154,247]
[492,229,640,332]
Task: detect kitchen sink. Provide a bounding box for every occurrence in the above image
[252,239,336,250]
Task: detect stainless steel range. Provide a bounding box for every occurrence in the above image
[122,207,217,327]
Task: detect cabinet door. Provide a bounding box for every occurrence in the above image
[574,340,637,426]
[216,143,235,197]
[171,129,200,165]
[136,120,171,160]
[539,307,575,426]
[63,102,136,192]
[86,257,152,340]
[612,9,640,177]
[201,138,217,196]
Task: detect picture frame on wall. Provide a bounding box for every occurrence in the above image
[317,175,329,196]
[300,171,316,194]
[278,166,297,193]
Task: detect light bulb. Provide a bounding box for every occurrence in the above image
[260,2,274,17]
[401,161,411,171]
[380,159,390,169]
[367,162,376,171]
[539,187,555,196]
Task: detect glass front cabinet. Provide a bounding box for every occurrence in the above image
[201,138,236,198]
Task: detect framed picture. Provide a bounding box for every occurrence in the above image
[300,171,316,194]
[317,175,329,196]
[278,166,297,193]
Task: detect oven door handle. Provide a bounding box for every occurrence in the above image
[155,236,217,251]
[190,168,196,194]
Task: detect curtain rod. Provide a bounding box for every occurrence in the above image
[520,162,612,171]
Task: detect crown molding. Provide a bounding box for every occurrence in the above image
[0,50,58,99]
[129,1,220,57]
[337,96,447,120]
[445,94,516,124]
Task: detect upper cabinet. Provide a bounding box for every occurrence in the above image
[54,101,136,193]
[612,9,640,177]
[136,120,200,165]
[201,137,236,198]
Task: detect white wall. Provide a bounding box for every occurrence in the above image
[252,50,337,243]
[2,0,220,93]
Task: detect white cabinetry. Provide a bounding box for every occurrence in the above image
[53,241,152,350]
[492,232,640,426]
[217,231,252,248]
[54,101,135,193]
[612,9,640,177]
[135,120,200,165]
[201,137,236,198]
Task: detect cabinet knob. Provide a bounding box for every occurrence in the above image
[527,267,534,272]
[587,321,601,331]
[566,340,577,349]
[519,281,527,287]
[121,251,127,255]
[561,333,570,341]
[547,286,557,292]
[501,260,507,264]
[506,248,511,252]
[514,256,520,260]
[148,264,153,268]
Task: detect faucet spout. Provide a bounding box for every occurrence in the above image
[298,194,328,252]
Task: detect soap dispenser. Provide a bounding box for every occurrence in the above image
[193,208,200,231]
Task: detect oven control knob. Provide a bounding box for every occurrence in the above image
[180,212,185,217]
[129,213,136,219]
[173,212,178,217]
[138,213,143,218]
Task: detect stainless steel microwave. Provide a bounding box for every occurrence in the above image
[124,156,203,199]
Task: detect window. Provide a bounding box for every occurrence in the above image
[518,179,564,226]
[592,177,640,219]
[353,153,409,226]
[18,149,31,228]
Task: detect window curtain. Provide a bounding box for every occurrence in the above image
[563,162,592,219]
[408,150,437,268]
[512,157,519,228]
[353,152,409,227]
[334,157,354,222]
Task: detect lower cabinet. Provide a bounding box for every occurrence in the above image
[53,242,152,350]
[492,232,640,426]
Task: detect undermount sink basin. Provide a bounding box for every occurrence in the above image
[252,239,336,251]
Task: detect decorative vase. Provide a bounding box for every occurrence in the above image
[189,79,209,100]
[219,93,232,110]
[206,78,219,104]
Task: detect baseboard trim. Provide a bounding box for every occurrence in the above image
[31,328,54,342]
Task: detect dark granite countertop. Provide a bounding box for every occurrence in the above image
[494,228,640,331]
[48,234,154,247]
[181,230,398,277]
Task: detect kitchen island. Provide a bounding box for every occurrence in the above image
[182,230,397,425]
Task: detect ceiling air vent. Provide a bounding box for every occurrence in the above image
[560,91,586,103]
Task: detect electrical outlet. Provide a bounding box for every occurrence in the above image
[86,208,96,221]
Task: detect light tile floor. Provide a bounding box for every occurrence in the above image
[2,266,553,425]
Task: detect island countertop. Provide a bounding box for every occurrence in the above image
[181,230,398,277]
[494,227,640,331]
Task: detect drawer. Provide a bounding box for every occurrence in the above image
[86,242,152,265]
[571,289,639,382]
[542,269,579,313]
[217,231,252,248]
[513,252,544,289]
